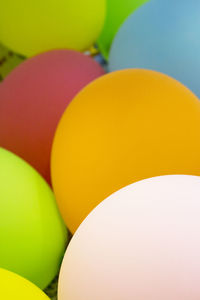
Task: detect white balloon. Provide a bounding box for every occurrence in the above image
[59,175,200,300]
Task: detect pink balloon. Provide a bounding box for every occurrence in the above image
[59,175,200,300]
[0,50,105,183]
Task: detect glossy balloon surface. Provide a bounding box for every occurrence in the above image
[59,175,200,300]
[0,148,67,289]
[51,69,200,233]
[0,0,106,56]
[98,0,146,58]
[109,0,200,97]
[0,268,50,300]
[0,50,105,183]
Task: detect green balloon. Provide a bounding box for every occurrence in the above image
[97,0,147,59]
[0,148,67,289]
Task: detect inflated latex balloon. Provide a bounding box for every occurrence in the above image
[0,0,106,57]
[59,175,200,300]
[109,0,200,97]
[51,69,200,233]
[98,0,146,59]
[0,49,105,183]
[0,268,49,300]
[0,148,67,289]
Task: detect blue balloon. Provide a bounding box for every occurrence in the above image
[109,0,200,97]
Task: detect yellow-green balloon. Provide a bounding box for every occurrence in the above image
[0,148,67,289]
[97,0,147,59]
[0,0,106,57]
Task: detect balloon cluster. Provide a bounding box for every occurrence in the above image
[0,0,200,300]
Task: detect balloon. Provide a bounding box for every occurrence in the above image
[109,0,200,98]
[0,147,67,289]
[0,49,105,183]
[0,268,49,300]
[51,69,200,233]
[97,0,147,59]
[59,175,200,300]
[0,0,106,57]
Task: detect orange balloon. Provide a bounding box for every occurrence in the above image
[51,69,200,233]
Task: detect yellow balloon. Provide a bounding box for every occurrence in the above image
[0,0,106,57]
[0,268,49,300]
[51,69,200,233]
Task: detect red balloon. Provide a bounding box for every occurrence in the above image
[0,50,105,183]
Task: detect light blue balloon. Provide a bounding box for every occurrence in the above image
[109,0,200,97]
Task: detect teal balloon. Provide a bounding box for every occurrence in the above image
[109,0,200,97]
